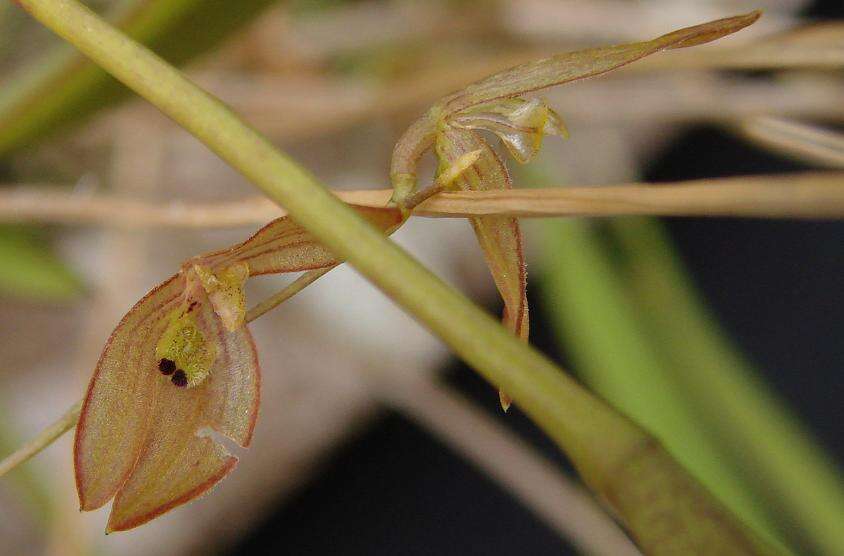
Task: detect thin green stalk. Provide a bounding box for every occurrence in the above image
[0,401,55,527]
[610,217,844,555]
[12,1,778,552]
[244,267,334,323]
[0,401,80,478]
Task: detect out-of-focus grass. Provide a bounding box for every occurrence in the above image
[610,217,844,555]
[0,402,54,529]
[0,0,280,297]
[0,227,81,301]
[530,158,844,554]
[0,0,279,156]
[529,171,783,548]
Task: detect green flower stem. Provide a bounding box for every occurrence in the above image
[244,267,335,323]
[14,1,776,551]
[0,401,81,478]
[610,217,844,555]
[0,401,55,527]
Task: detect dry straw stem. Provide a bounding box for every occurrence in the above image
[2,172,844,228]
[258,3,843,73]
[417,173,844,219]
[183,72,844,147]
[136,17,844,144]
[0,401,81,478]
[240,0,841,74]
[738,117,844,169]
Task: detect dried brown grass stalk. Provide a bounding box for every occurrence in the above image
[2,172,843,229]
[737,117,844,168]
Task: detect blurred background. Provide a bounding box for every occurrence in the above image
[0,0,842,554]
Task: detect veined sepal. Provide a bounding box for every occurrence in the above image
[434,125,529,410]
[75,202,403,531]
[74,272,260,531]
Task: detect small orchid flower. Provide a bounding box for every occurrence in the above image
[74,206,402,532]
[75,11,760,531]
[390,11,760,409]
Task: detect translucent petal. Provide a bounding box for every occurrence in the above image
[435,149,482,189]
[436,126,529,409]
[450,98,567,164]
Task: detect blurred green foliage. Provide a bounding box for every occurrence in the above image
[527,163,844,554]
[0,0,279,155]
[535,213,782,548]
[0,227,81,301]
[0,0,281,299]
[610,217,844,555]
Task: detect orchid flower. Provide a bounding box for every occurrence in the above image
[390,11,760,409]
[74,206,402,531]
[76,11,760,531]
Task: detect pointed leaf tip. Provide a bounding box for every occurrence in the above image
[442,12,762,112]
[662,10,762,50]
[499,390,512,412]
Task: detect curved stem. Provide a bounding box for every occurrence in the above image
[0,401,81,478]
[244,267,334,322]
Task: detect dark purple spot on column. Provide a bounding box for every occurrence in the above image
[171,370,188,387]
[158,358,176,375]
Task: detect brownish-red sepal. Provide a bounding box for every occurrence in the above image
[436,127,529,410]
[76,202,404,530]
[199,205,404,276]
[74,268,259,532]
[441,11,761,113]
